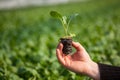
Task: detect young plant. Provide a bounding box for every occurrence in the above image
[50,11,78,38]
[50,11,78,54]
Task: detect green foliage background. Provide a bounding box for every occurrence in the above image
[0,0,120,80]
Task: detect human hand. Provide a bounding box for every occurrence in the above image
[56,41,100,80]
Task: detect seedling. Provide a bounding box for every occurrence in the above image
[50,11,78,54]
[50,11,78,38]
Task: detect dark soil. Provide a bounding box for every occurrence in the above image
[60,38,72,54]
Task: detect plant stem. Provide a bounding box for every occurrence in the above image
[64,24,68,37]
[61,19,68,37]
[66,24,69,37]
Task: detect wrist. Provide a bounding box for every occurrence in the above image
[87,61,100,80]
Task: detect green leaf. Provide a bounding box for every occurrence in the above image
[69,33,76,37]
[50,11,62,19]
[62,16,67,25]
[67,13,79,26]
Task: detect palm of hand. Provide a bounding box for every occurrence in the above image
[56,42,92,74]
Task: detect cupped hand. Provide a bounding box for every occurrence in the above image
[56,41,100,80]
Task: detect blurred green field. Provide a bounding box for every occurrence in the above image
[0,0,120,80]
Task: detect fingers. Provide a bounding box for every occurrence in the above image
[56,42,85,65]
[72,41,84,51]
[57,43,63,53]
[56,43,65,65]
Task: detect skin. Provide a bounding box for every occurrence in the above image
[56,41,100,80]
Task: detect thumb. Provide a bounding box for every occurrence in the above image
[72,41,85,51]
